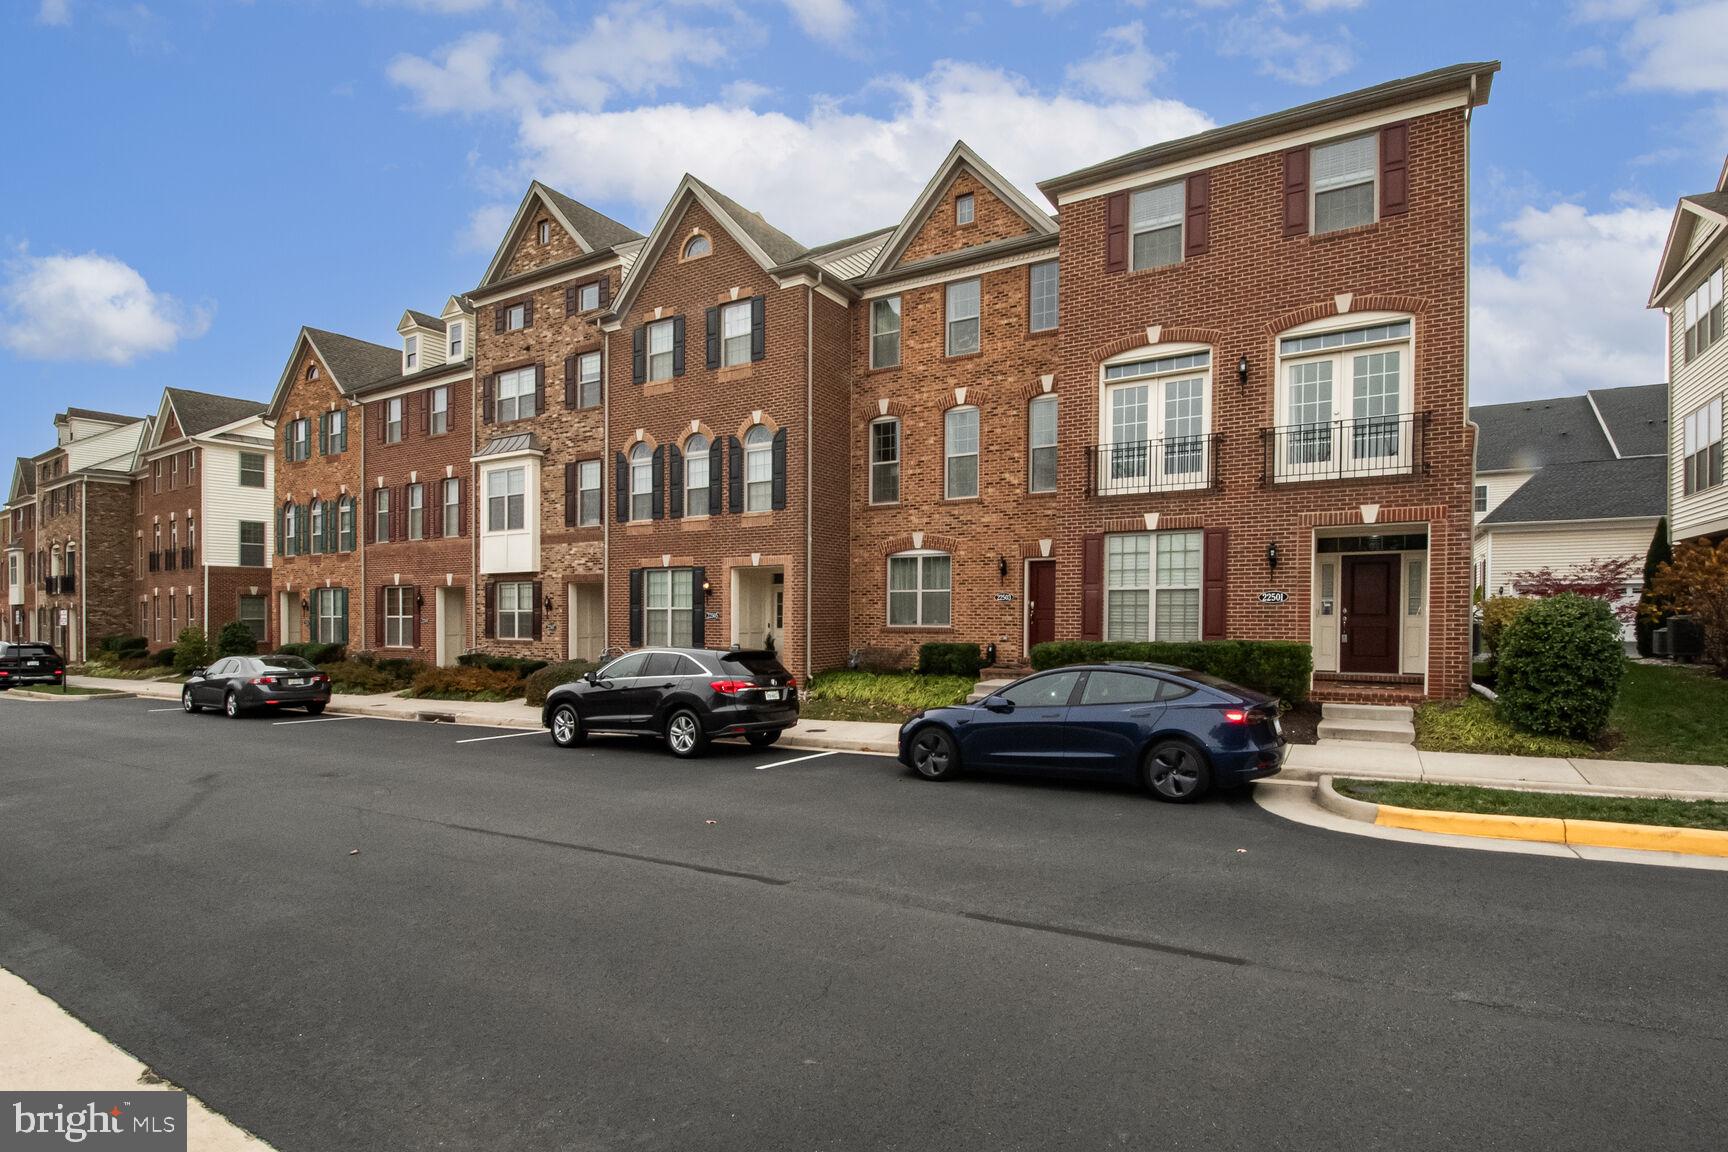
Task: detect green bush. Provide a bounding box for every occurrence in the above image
[1030,639,1313,704]
[149,647,177,668]
[458,652,550,679]
[1495,593,1625,740]
[1479,596,1531,663]
[1414,697,1589,757]
[173,628,211,675]
[806,670,972,710]
[524,660,597,707]
[917,642,983,678]
[276,642,347,664]
[216,622,258,658]
[319,658,422,695]
[99,634,149,657]
[1635,517,1673,658]
[407,665,524,702]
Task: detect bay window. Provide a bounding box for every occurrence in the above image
[487,467,526,531]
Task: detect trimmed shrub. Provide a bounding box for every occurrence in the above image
[524,660,597,708]
[173,628,211,675]
[99,634,149,657]
[407,665,524,702]
[319,658,422,695]
[217,621,258,658]
[1635,517,1673,658]
[1479,596,1531,663]
[458,652,551,679]
[917,642,984,678]
[1030,639,1313,704]
[276,642,347,664]
[1495,593,1625,740]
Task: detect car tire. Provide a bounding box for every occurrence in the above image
[224,691,243,720]
[908,726,960,781]
[746,729,781,748]
[665,708,708,758]
[1142,739,1213,803]
[550,703,585,748]
[305,702,326,716]
[182,687,201,714]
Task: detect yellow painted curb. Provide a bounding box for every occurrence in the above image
[1376,805,1567,843]
[1564,818,1728,858]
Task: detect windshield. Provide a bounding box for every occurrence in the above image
[3,645,54,659]
[262,655,317,671]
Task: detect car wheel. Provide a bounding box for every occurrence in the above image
[664,709,707,758]
[224,691,243,719]
[1142,739,1212,803]
[550,703,585,748]
[182,687,201,714]
[305,702,326,716]
[746,729,781,748]
[908,726,959,780]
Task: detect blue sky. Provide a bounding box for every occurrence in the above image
[3,0,1724,470]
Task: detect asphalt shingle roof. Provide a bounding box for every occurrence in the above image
[1682,190,1728,217]
[690,177,809,265]
[1480,456,1667,525]
[1471,395,1613,472]
[59,407,140,425]
[305,328,403,392]
[405,310,446,331]
[1587,383,1668,458]
[13,457,35,497]
[541,185,644,252]
[165,388,267,437]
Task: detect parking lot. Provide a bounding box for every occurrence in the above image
[3,696,1727,1150]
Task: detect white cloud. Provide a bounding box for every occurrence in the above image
[388,31,535,115]
[37,0,70,25]
[508,60,1213,242]
[1065,22,1165,101]
[1623,1,1728,92]
[781,0,857,44]
[1470,203,1671,402]
[0,252,211,365]
[538,7,743,111]
[459,202,517,255]
[721,79,774,106]
[365,0,493,11]
[1218,9,1355,85]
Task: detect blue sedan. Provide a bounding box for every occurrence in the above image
[897,663,1286,802]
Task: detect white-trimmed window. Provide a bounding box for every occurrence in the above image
[888,551,951,627]
[577,281,600,312]
[497,581,534,640]
[1028,395,1058,493]
[1030,261,1059,331]
[1099,349,1211,492]
[630,443,654,521]
[240,452,266,488]
[374,488,390,543]
[239,595,267,642]
[288,419,311,462]
[448,321,464,360]
[744,424,772,512]
[326,409,347,454]
[338,497,355,552]
[944,407,978,499]
[309,501,324,555]
[1130,181,1184,270]
[537,220,550,245]
[495,367,536,422]
[721,301,752,367]
[1275,317,1414,479]
[1684,267,1724,362]
[643,568,695,647]
[684,436,709,515]
[946,278,980,356]
[442,479,460,536]
[869,418,899,505]
[405,335,418,371]
[384,586,414,648]
[487,467,525,531]
[647,320,675,382]
[578,460,602,526]
[1311,133,1377,234]
[1473,484,1487,514]
[312,587,348,645]
[430,386,449,435]
[240,521,264,566]
[504,302,527,331]
[1683,397,1724,496]
[1407,558,1426,617]
[683,234,711,260]
[1104,531,1202,643]
[407,483,424,541]
[576,352,601,409]
[870,297,901,368]
[385,397,404,444]
[955,192,974,225]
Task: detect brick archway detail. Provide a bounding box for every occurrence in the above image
[734,412,782,439]
[1262,294,1429,337]
[1090,325,1224,366]
[1015,377,1059,404]
[679,421,717,450]
[858,398,906,421]
[882,532,960,557]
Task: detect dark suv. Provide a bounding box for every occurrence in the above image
[0,642,65,689]
[542,647,799,757]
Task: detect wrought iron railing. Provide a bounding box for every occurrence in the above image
[1087,432,1221,495]
[180,547,195,569]
[148,551,161,573]
[1260,411,1429,484]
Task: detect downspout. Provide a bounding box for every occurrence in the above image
[78,479,87,663]
[471,368,478,660]
[602,325,610,655]
[805,277,815,683]
[357,400,365,651]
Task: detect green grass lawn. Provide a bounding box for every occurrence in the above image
[800,670,973,724]
[1337,778,1728,831]
[1416,662,1728,766]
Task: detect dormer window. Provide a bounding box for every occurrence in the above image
[538,219,551,245]
[405,334,419,371]
[448,321,465,360]
[683,234,711,260]
[955,192,975,225]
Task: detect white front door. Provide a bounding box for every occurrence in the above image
[731,568,784,653]
[569,584,603,662]
[278,592,300,648]
[436,588,466,667]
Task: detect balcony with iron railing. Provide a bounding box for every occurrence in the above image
[181,547,195,569]
[1087,433,1222,496]
[148,550,161,573]
[163,548,178,572]
[1260,411,1430,485]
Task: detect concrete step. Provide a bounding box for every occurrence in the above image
[1315,718,1416,744]
[1321,702,1414,723]
[966,677,1017,704]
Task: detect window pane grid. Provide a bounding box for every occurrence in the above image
[946,279,980,356]
[870,297,901,368]
[870,420,899,504]
[1104,532,1201,642]
[1030,261,1059,331]
[945,407,979,498]
[722,302,752,367]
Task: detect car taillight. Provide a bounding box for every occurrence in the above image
[250,676,278,686]
[314,674,329,683]
[1222,708,1250,724]
[710,679,754,695]
[785,677,797,689]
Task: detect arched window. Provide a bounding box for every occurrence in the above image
[685,434,709,516]
[630,443,654,521]
[683,234,711,259]
[281,501,298,556]
[1273,314,1414,481]
[306,363,319,380]
[744,424,772,512]
[309,500,325,555]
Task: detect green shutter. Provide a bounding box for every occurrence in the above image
[337,588,350,645]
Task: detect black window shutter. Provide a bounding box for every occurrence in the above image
[484,582,496,639]
[671,315,686,376]
[690,566,705,648]
[597,276,610,307]
[564,355,577,409]
[705,306,720,370]
[494,306,505,334]
[523,297,534,328]
[631,327,646,385]
[650,445,664,520]
[708,438,723,516]
[533,363,546,416]
[771,427,787,510]
[564,462,577,527]
[531,581,544,641]
[482,374,495,424]
[728,437,743,513]
[668,444,684,519]
[615,452,628,522]
[565,284,577,317]
[318,413,329,456]
[627,570,643,647]
[750,295,766,362]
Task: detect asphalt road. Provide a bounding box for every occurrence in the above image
[1,697,1725,1151]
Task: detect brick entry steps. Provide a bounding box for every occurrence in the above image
[1316,702,1416,744]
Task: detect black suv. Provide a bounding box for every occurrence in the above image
[542,647,799,757]
[0,642,65,689]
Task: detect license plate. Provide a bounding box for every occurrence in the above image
[285,678,307,687]
[764,689,782,701]
[26,660,39,668]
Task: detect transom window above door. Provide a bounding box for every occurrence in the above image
[1273,317,1416,482]
[1097,348,1212,494]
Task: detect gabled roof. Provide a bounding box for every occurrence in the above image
[266,326,402,422]
[476,181,643,290]
[1471,395,1613,472]
[7,457,35,503]
[1586,383,1667,458]
[158,388,267,442]
[401,309,446,332]
[1649,159,1728,307]
[867,141,1058,277]
[610,174,810,320]
[1480,456,1666,525]
[55,406,139,426]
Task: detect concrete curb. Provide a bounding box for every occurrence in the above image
[1281,761,1728,803]
[1320,776,1728,858]
[4,688,136,702]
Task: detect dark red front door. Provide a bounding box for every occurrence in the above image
[1027,560,1056,651]
[1341,556,1399,674]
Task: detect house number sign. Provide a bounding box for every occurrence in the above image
[704,610,721,621]
[995,593,1015,602]
[1257,591,1290,605]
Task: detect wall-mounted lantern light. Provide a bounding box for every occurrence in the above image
[1266,541,1280,570]
[1237,354,1250,388]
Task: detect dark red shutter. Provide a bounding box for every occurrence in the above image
[564,462,576,527]
[564,355,577,408]
[1283,146,1309,237]
[396,486,408,542]
[375,402,386,443]
[1080,533,1104,641]
[457,478,468,538]
[484,581,496,639]
[482,375,495,424]
[409,586,420,649]
[376,587,386,648]
[531,581,543,641]
[1104,192,1128,273]
[1184,170,1210,258]
[1380,121,1409,217]
[1202,528,1228,641]
[565,284,577,317]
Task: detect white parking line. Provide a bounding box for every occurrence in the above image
[272,715,364,726]
[754,750,838,771]
[455,729,545,744]
[147,708,181,713]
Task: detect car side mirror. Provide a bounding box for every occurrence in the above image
[190,668,205,678]
[584,670,601,685]
[983,695,1014,714]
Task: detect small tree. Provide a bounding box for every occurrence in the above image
[173,627,212,675]
[1479,596,1532,664]
[217,621,258,658]
[1496,593,1625,740]
[1507,555,1640,624]
[1635,518,1673,657]
[1652,539,1728,675]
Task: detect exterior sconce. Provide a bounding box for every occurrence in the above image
[542,594,555,613]
[1237,354,1250,387]
[702,580,713,598]
[299,597,309,615]
[1266,541,1280,570]
[997,555,1008,580]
